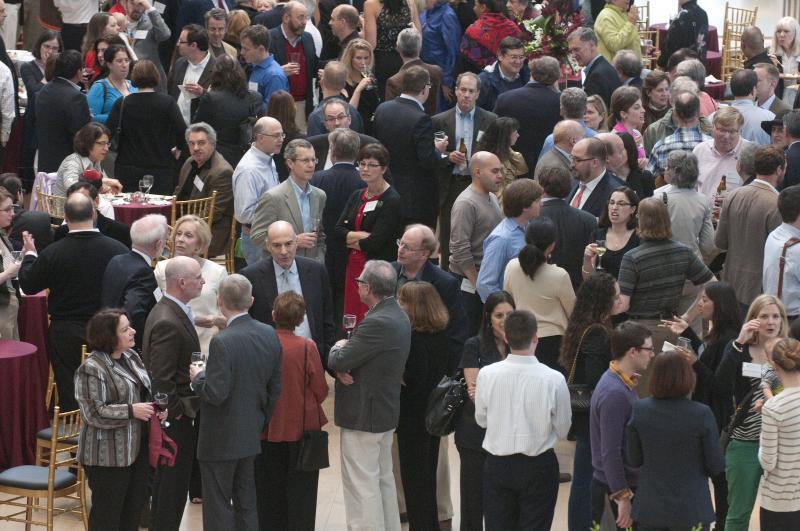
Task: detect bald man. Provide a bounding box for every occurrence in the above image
[535,120,584,180]
[596,132,654,198]
[233,116,285,265]
[742,26,786,101]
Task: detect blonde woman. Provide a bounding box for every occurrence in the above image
[341,38,380,134]
[584,94,609,132]
[771,16,800,106]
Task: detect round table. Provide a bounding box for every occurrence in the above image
[0,339,49,470]
[705,81,726,101]
[113,202,172,226]
[650,23,721,79]
[17,290,50,387]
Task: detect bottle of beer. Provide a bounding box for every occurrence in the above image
[717,175,727,196]
[458,138,468,172]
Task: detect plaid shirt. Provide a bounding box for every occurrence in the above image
[646,126,712,176]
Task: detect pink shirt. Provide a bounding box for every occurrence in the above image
[693,137,751,202]
[613,122,645,161]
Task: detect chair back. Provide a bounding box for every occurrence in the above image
[35,186,66,221]
[46,407,81,487]
[635,1,649,33]
[639,29,660,70]
[211,217,239,273]
[30,172,58,212]
[721,2,758,83]
[168,191,218,258]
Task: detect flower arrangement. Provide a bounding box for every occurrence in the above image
[522,0,583,72]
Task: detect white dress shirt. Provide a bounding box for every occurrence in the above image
[178,52,211,124]
[763,222,800,316]
[574,173,604,210]
[0,62,14,145]
[475,353,571,457]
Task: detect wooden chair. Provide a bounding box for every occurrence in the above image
[721,2,758,83]
[211,217,239,273]
[0,407,88,530]
[34,186,65,222]
[635,1,649,33]
[639,29,660,70]
[168,192,218,258]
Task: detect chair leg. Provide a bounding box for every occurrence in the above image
[25,497,33,531]
[47,491,54,531]
[80,468,89,529]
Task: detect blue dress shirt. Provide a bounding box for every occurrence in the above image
[273,259,312,339]
[476,217,527,301]
[250,55,289,105]
[290,177,313,232]
[421,2,461,87]
[232,146,280,225]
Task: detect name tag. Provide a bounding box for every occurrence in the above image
[248,81,259,93]
[476,130,484,142]
[153,286,163,300]
[153,2,166,14]
[134,30,149,40]
[742,362,762,378]
[460,277,476,294]
[363,200,378,213]
[194,175,204,192]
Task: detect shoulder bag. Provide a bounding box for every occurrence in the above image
[567,325,601,413]
[425,370,468,437]
[719,387,755,453]
[777,237,800,299]
[109,94,125,152]
[295,341,330,471]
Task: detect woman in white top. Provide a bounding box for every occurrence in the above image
[0,187,20,339]
[772,17,800,107]
[759,337,800,529]
[54,122,122,197]
[154,215,227,356]
[503,217,575,371]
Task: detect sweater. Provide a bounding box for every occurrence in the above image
[759,387,800,512]
[594,4,641,63]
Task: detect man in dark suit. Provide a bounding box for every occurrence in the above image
[568,137,625,218]
[782,111,800,189]
[35,50,91,173]
[432,72,497,270]
[308,99,377,171]
[324,3,360,61]
[168,24,216,124]
[311,128,364,330]
[175,122,234,257]
[269,1,319,120]
[328,260,411,531]
[537,166,597,289]
[253,1,286,28]
[613,49,643,89]
[102,214,168,349]
[534,120,583,180]
[307,62,364,136]
[190,274,282,531]
[241,220,336,369]
[142,256,204,531]
[19,193,128,412]
[385,28,442,116]
[53,182,132,248]
[494,56,562,172]
[374,65,449,228]
[567,27,621,110]
[0,174,52,251]
[308,126,378,172]
[743,26,785,99]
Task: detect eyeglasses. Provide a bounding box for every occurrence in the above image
[353,278,368,286]
[714,126,740,136]
[95,141,110,147]
[324,113,348,122]
[637,346,655,353]
[177,41,191,45]
[607,200,632,207]
[292,157,318,165]
[257,132,287,140]
[396,239,424,252]
[358,161,382,169]
[572,156,596,163]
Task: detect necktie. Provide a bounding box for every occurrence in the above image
[217,0,227,10]
[571,184,587,209]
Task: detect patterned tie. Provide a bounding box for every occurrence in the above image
[218,0,226,10]
[570,184,587,209]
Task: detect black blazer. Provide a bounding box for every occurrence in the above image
[20,60,44,95]
[35,78,91,173]
[253,4,285,29]
[373,97,443,227]
[308,132,378,172]
[101,251,157,349]
[335,185,404,262]
[567,171,626,218]
[569,325,612,438]
[583,55,622,110]
[539,198,598,289]
[54,212,132,249]
[240,256,336,368]
[9,206,53,251]
[493,82,562,171]
[782,141,800,189]
[269,27,318,117]
[397,330,449,434]
[391,260,468,373]
[167,52,216,118]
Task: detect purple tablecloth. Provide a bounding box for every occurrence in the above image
[113,202,172,226]
[651,23,719,53]
[18,290,49,386]
[705,81,725,101]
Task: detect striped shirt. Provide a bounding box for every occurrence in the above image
[646,126,712,177]
[731,378,764,441]
[759,387,800,512]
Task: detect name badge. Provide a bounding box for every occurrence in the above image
[363,200,378,213]
[742,362,762,378]
[476,130,484,142]
[460,277,476,294]
[153,286,163,300]
[248,81,259,93]
[194,175,204,192]
[134,30,149,40]
[153,2,167,13]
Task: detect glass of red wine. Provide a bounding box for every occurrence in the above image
[343,314,356,339]
[153,392,169,429]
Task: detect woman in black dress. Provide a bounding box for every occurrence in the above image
[582,186,639,281]
[341,39,381,135]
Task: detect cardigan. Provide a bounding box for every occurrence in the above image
[334,185,404,262]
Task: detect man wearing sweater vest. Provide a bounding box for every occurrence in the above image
[589,321,653,530]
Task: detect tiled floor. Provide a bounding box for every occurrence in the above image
[1,376,762,530]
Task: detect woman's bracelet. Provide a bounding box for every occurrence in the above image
[731,340,743,353]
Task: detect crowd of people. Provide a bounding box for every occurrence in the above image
[3,0,800,530]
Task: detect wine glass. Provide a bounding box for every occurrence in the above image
[191,351,205,370]
[153,392,170,428]
[11,250,22,264]
[343,314,356,339]
[595,239,607,270]
[142,175,154,198]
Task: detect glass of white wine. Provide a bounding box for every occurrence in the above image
[191,351,205,370]
[595,239,607,270]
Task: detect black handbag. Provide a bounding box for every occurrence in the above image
[567,325,599,413]
[295,342,329,472]
[720,387,755,453]
[425,372,468,437]
[109,94,124,152]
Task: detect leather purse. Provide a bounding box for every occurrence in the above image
[295,342,329,472]
[720,387,755,453]
[567,325,599,413]
[425,372,468,437]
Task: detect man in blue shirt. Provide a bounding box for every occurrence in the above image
[420,0,461,106]
[476,179,543,301]
[538,87,598,160]
[240,24,289,105]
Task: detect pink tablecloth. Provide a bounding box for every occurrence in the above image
[705,81,725,101]
[18,290,49,386]
[651,23,719,53]
[113,202,172,226]
[0,339,49,470]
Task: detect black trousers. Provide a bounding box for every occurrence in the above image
[456,445,487,531]
[255,440,319,531]
[459,288,483,339]
[760,507,800,531]
[712,470,728,531]
[189,412,202,500]
[60,23,87,52]
[150,414,195,531]
[84,441,150,531]
[397,431,440,531]
[483,450,559,531]
[47,319,86,412]
[199,455,258,531]
[114,163,177,196]
[591,479,637,531]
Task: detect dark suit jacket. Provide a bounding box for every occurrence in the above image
[253,4,285,29]
[269,27,318,117]
[54,212,132,249]
[567,171,626,218]
[328,296,411,432]
[385,59,443,116]
[308,132,378,172]
[494,82,561,171]
[174,151,234,257]
[9,206,52,251]
[335,186,405,262]
[240,256,336,369]
[539,198,598,289]
[583,55,622,110]
[783,141,800,189]
[101,251,157,349]
[397,330,449,434]
[167,52,216,119]
[194,314,282,461]
[373,97,443,227]
[431,105,497,177]
[142,296,201,419]
[35,78,91,173]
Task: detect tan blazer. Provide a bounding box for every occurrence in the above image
[175,151,234,257]
[715,180,782,306]
[384,58,443,116]
[250,177,327,261]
